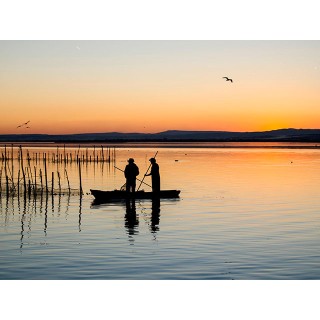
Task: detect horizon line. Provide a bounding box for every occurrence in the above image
[1,127,320,136]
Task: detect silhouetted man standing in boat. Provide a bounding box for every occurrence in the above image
[145,158,160,193]
[124,158,139,193]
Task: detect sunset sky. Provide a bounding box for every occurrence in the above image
[1,40,320,134]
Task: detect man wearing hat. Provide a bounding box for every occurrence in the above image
[145,158,160,193]
[124,158,139,193]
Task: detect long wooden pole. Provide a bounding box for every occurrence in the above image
[39,168,43,192]
[11,144,14,191]
[51,172,54,196]
[114,166,152,188]
[44,153,48,193]
[137,151,158,191]
[65,168,71,194]
[20,146,27,195]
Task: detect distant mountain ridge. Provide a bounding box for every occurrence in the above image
[1,129,320,142]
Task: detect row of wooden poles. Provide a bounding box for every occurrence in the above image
[0,146,72,198]
[0,145,116,198]
[1,145,116,164]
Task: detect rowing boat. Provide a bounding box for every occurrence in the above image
[90,189,180,202]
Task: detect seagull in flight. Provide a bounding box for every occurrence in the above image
[223,77,233,83]
[17,120,30,128]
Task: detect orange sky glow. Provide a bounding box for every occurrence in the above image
[1,41,320,134]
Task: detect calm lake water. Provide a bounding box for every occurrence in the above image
[1,144,320,279]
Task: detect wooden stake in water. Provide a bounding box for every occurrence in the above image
[17,169,20,195]
[20,147,27,195]
[44,153,48,193]
[11,144,14,190]
[34,167,37,196]
[39,168,43,192]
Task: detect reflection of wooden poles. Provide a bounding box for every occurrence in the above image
[0,168,2,196]
[17,170,20,195]
[28,178,31,196]
[51,172,54,196]
[44,193,48,235]
[77,145,80,162]
[34,167,37,196]
[65,169,71,194]
[137,151,158,191]
[6,172,9,197]
[57,171,61,194]
[78,195,82,232]
[26,166,33,191]
[79,162,83,195]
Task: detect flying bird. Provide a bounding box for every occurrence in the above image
[223,77,233,83]
[17,120,30,128]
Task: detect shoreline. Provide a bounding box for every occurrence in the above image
[1,141,320,149]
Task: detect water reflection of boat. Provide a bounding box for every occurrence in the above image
[90,189,180,203]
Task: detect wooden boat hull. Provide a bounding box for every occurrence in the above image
[90,189,180,202]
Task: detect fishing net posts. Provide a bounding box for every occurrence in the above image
[0,146,79,198]
[0,145,117,198]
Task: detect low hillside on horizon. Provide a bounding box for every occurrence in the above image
[1,128,320,143]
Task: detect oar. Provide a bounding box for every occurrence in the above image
[137,151,158,191]
[114,166,152,189]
